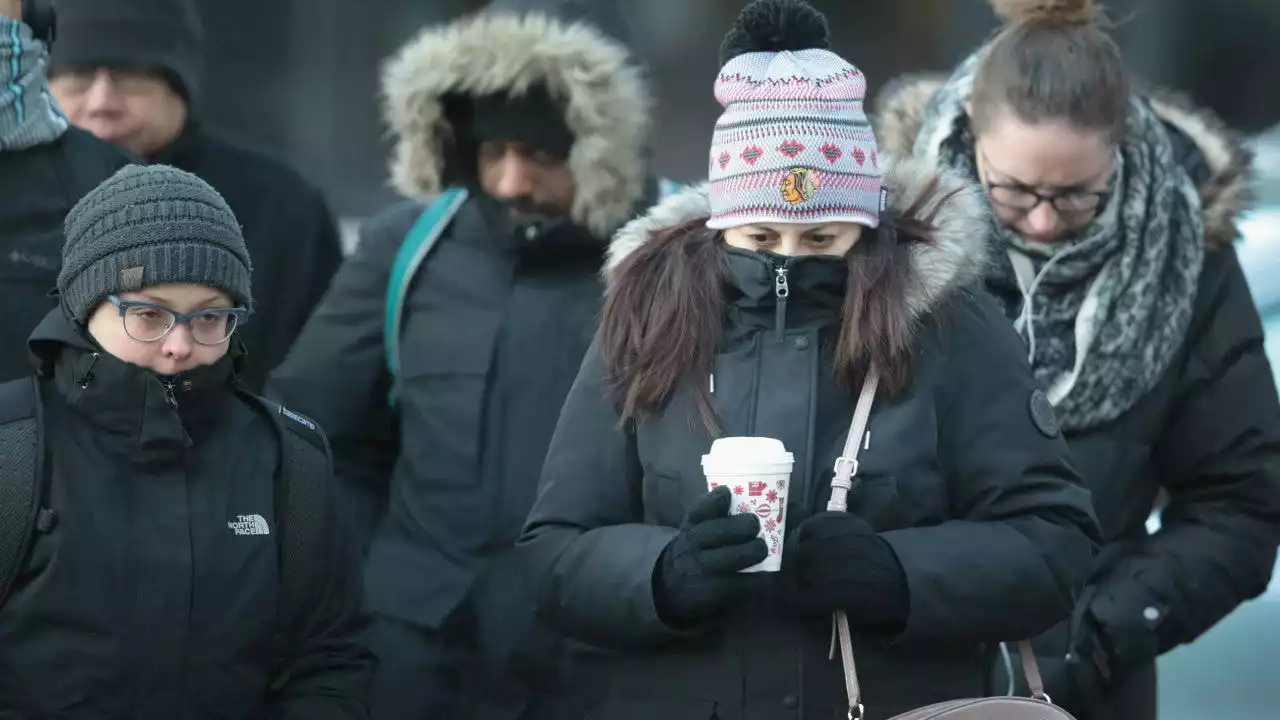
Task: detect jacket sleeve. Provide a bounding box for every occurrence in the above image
[266,206,410,543]
[517,337,695,650]
[881,290,1103,647]
[1091,245,1280,662]
[270,451,375,720]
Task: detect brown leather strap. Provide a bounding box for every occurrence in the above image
[825,372,1053,716]
[1018,639,1050,702]
[826,371,878,720]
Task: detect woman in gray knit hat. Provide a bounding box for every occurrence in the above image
[0,164,372,718]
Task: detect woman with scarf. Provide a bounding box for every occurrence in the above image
[874,1,1280,718]
[517,1,1101,717]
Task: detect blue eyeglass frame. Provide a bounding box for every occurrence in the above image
[107,294,250,345]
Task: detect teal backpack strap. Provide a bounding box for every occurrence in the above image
[657,177,684,199]
[383,187,469,405]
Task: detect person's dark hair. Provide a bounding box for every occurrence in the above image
[971,0,1129,144]
[600,184,954,432]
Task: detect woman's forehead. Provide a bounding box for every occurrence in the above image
[979,115,1114,187]
[118,283,231,307]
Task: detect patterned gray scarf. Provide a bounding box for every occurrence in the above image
[913,52,1204,431]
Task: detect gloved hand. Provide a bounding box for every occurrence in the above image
[652,486,768,624]
[778,512,909,632]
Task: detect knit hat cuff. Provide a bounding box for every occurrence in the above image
[706,208,881,230]
[62,243,253,323]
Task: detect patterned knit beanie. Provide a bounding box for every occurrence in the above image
[706,0,883,230]
[58,164,253,323]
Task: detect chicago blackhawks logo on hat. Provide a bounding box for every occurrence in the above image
[781,167,821,205]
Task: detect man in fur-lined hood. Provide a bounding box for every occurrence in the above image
[872,2,1280,718]
[268,1,664,717]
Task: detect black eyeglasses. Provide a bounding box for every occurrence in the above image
[108,295,248,346]
[985,183,1112,218]
[979,150,1113,222]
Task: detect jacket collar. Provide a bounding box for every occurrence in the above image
[29,308,239,464]
[723,249,847,336]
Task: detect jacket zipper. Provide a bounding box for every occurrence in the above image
[773,261,790,343]
[162,381,179,410]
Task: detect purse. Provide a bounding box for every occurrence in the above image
[826,371,1077,720]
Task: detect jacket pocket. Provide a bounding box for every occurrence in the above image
[847,474,904,528]
[642,472,688,527]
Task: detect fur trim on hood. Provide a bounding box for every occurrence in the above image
[380,11,652,237]
[606,154,992,320]
[872,75,1253,247]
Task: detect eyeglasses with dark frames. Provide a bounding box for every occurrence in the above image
[107,295,248,346]
[979,150,1113,222]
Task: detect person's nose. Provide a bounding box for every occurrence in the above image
[1021,201,1064,240]
[489,150,537,200]
[774,236,804,256]
[81,71,126,116]
[160,323,194,361]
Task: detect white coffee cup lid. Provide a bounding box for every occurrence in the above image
[701,436,794,467]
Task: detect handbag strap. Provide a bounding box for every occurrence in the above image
[825,371,1051,720]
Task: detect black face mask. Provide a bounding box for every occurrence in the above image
[724,247,848,304]
[723,247,849,339]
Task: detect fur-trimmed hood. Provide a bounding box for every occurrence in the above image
[380,4,652,237]
[606,154,992,320]
[873,75,1253,247]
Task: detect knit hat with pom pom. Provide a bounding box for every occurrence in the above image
[706,0,883,230]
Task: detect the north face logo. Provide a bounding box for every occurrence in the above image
[228,514,270,536]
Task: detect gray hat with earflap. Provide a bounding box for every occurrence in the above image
[57,164,253,323]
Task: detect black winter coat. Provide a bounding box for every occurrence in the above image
[153,120,343,392]
[268,4,660,715]
[0,309,372,719]
[518,158,1103,720]
[876,79,1280,720]
[0,127,137,382]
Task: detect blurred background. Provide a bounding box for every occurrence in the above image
[193,0,1280,223]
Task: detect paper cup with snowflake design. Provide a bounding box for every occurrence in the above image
[701,437,794,573]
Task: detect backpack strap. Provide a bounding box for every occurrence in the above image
[383,187,470,406]
[0,377,43,609]
[247,394,333,691]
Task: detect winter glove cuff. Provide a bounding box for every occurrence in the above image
[1087,576,1166,676]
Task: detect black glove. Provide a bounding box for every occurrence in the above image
[652,486,768,624]
[778,512,909,632]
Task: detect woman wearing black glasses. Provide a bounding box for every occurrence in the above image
[0,164,372,719]
[876,1,1280,719]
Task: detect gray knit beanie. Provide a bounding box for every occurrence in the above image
[58,164,253,323]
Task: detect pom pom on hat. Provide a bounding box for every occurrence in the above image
[719,0,829,65]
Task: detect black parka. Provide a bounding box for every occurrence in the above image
[875,78,1280,720]
[518,156,1103,720]
[0,309,372,720]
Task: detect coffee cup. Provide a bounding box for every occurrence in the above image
[701,437,794,573]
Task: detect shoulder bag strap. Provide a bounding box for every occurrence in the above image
[825,371,1048,720]
[383,187,469,406]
